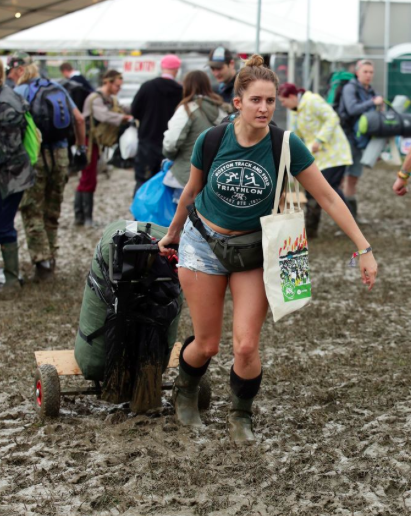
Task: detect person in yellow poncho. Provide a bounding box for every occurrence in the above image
[278,82,353,238]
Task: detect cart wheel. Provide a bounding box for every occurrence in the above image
[34,364,61,418]
[198,373,212,411]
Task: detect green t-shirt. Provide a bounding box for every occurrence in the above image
[191,123,314,230]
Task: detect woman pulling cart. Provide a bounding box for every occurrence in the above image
[159,55,377,442]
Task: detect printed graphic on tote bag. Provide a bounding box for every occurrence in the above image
[279,229,311,303]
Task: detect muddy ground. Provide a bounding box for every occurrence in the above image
[1,163,411,516]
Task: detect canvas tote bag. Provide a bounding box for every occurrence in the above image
[260,131,311,322]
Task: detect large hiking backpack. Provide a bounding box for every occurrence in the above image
[27,78,74,144]
[74,220,182,413]
[326,70,355,112]
[59,78,91,112]
[0,84,33,198]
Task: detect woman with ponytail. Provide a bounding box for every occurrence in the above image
[278,82,353,238]
[159,55,377,442]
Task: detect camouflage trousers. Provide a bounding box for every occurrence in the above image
[20,147,69,264]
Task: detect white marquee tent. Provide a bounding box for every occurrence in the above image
[0,0,108,39]
[0,0,363,61]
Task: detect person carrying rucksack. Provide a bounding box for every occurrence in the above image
[76,69,132,227]
[0,58,36,296]
[208,46,238,106]
[158,55,377,442]
[59,62,94,99]
[162,70,227,188]
[12,53,86,282]
[338,59,383,221]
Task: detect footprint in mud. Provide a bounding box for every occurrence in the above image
[3,454,30,466]
[162,422,178,433]
[105,411,127,425]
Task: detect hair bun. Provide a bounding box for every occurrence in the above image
[244,54,265,68]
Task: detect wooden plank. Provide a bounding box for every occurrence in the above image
[34,342,183,376]
[167,341,182,369]
[34,350,82,376]
[35,341,182,378]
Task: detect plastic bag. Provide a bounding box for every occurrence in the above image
[130,170,176,227]
[23,112,41,165]
[119,123,138,160]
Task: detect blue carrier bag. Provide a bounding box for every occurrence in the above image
[27,78,74,144]
[130,161,176,226]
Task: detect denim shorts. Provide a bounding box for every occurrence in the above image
[178,218,230,276]
[345,144,363,178]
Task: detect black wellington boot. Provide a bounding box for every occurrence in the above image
[228,367,262,443]
[0,242,21,298]
[83,192,94,228]
[346,196,358,221]
[228,394,255,443]
[74,191,84,226]
[172,336,208,428]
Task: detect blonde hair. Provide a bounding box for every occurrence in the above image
[356,59,374,71]
[234,54,279,98]
[17,63,39,85]
[0,59,4,87]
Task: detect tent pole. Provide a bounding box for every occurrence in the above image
[287,42,296,130]
[256,0,262,54]
[313,54,320,93]
[384,0,390,99]
[303,0,311,89]
[288,41,296,84]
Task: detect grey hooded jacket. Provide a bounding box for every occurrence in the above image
[338,78,377,140]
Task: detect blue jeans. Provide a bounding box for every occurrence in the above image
[0,191,24,244]
[178,218,230,276]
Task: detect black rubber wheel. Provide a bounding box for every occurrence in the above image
[34,364,61,418]
[198,372,212,411]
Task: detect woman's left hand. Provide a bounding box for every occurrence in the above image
[359,252,378,291]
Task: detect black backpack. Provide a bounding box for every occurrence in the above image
[27,78,74,145]
[59,79,91,112]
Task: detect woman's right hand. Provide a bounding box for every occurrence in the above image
[158,233,180,256]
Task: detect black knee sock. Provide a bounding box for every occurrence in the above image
[230,366,262,399]
[179,336,211,377]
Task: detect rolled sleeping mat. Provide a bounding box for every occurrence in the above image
[358,111,411,138]
[74,219,182,382]
[361,95,411,168]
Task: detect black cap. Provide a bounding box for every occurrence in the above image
[208,46,233,68]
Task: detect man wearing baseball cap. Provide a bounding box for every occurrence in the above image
[208,46,237,104]
[6,51,32,87]
[131,54,183,192]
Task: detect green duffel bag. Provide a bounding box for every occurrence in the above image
[74,219,182,382]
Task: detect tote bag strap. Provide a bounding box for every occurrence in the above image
[272,131,301,214]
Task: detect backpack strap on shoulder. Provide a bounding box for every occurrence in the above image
[201,122,229,186]
[269,125,285,174]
